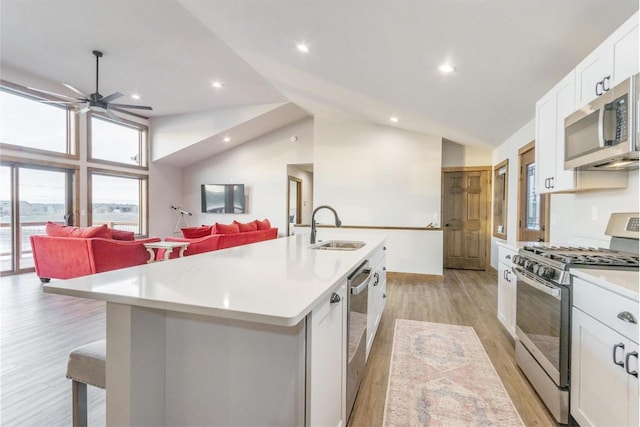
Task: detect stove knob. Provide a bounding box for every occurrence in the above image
[541,267,554,280]
[524,260,534,271]
[532,263,540,274]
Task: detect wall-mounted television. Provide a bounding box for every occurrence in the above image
[201,184,246,213]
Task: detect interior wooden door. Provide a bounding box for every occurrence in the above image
[442,169,489,270]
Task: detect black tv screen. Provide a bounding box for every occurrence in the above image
[201,184,245,213]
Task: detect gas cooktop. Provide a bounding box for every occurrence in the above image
[521,245,639,268]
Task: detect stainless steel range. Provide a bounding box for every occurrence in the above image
[512,212,639,424]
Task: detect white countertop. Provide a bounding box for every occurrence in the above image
[44,233,386,327]
[571,268,639,301]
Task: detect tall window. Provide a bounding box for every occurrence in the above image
[0,87,75,156]
[89,115,147,168]
[89,170,148,236]
[518,143,549,242]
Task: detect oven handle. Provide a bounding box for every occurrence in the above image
[513,267,561,300]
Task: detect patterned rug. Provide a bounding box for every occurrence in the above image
[383,319,524,427]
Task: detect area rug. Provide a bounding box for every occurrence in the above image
[383,319,524,427]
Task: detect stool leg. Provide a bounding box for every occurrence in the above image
[72,380,87,427]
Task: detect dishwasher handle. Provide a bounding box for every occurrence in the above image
[351,268,373,295]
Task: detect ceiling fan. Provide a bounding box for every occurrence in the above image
[29,50,152,122]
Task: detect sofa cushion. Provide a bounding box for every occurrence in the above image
[45,222,111,239]
[255,218,271,230]
[214,223,240,234]
[234,220,258,233]
[181,226,213,238]
[109,228,135,241]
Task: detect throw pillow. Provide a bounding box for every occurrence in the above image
[109,228,136,241]
[213,222,240,234]
[233,220,258,233]
[45,222,111,239]
[255,218,271,230]
[181,226,213,238]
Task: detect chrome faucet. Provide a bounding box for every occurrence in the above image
[310,205,342,244]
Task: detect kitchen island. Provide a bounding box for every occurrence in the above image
[44,233,386,426]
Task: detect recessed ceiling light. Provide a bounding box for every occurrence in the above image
[131,94,141,100]
[296,43,310,53]
[223,136,231,143]
[390,116,399,123]
[438,64,456,73]
[212,81,223,89]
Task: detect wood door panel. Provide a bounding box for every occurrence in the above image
[443,170,489,270]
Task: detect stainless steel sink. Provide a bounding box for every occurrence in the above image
[311,240,366,251]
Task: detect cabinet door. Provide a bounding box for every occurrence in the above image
[552,71,576,192]
[628,341,639,427]
[611,12,639,86]
[535,91,557,194]
[575,44,612,107]
[571,308,631,427]
[497,262,515,337]
[366,273,376,359]
[307,281,346,427]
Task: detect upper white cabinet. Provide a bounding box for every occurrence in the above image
[535,12,635,194]
[575,12,639,107]
[536,71,577,193]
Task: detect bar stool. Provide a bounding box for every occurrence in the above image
[66,340,106,427]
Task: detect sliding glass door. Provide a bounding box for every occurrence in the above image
[0,164,74,275]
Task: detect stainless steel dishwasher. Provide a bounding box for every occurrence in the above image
[346,260,372,421]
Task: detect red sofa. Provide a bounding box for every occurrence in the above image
[162,220,278,259]
[30,222,161,282]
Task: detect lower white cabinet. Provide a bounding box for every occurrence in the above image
[366,248,387,359]
[571,278,639,427]
[307,280,347,427]
[497,244,517,338]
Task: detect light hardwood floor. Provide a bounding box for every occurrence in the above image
[349,269,556,426]
[1,269,555,426]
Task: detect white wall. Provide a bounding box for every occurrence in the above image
[490,119,535,269]
[313,115,442,227]
[179,118,314,236]
[550,170,640,247]
[442,138,493,168]
[490,118,640,269]
[312,114,444,275]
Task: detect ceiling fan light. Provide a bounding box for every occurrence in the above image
[131,94,141,100]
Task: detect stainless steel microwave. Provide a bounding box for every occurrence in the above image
[564,73,638,170]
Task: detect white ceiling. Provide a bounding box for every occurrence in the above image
[1,0,638,150]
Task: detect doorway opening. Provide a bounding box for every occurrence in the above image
[286,164,313,236]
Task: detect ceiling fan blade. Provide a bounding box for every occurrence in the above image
[27,86,82,102]
[100,92,123,104]
[38,100,79,105]
[105,109,123,122]
[108,103,153,110]
[63,83,90,99]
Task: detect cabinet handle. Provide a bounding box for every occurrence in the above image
[595,80,604,96]
[330,292,341,304]
[383,293,387,299]
[613,343,625,367]
[373,272,380,286]
[549,177,554,189]
[617,311,638,324]
[602,75,611,92]
[625,351,638,377]
[505,255,511,260]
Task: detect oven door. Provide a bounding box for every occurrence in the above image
[514,266,570,388]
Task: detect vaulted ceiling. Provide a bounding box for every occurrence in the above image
[1,0,637,149]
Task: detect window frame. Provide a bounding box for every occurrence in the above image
[87,167,149,237]
[87,112,149,170]
[0,81,79,160]
[492,159,509,240]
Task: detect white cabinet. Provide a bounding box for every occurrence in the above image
[536,70,577,193]
[366,245,387,359]
[535,68,628,194]
[497,244,517,338]
[575,12,639,107]
[571,277,639,427]
[307,280,347,427]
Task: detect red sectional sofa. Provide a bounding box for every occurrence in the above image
[30,222,161,282]
[162,219,278,259]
